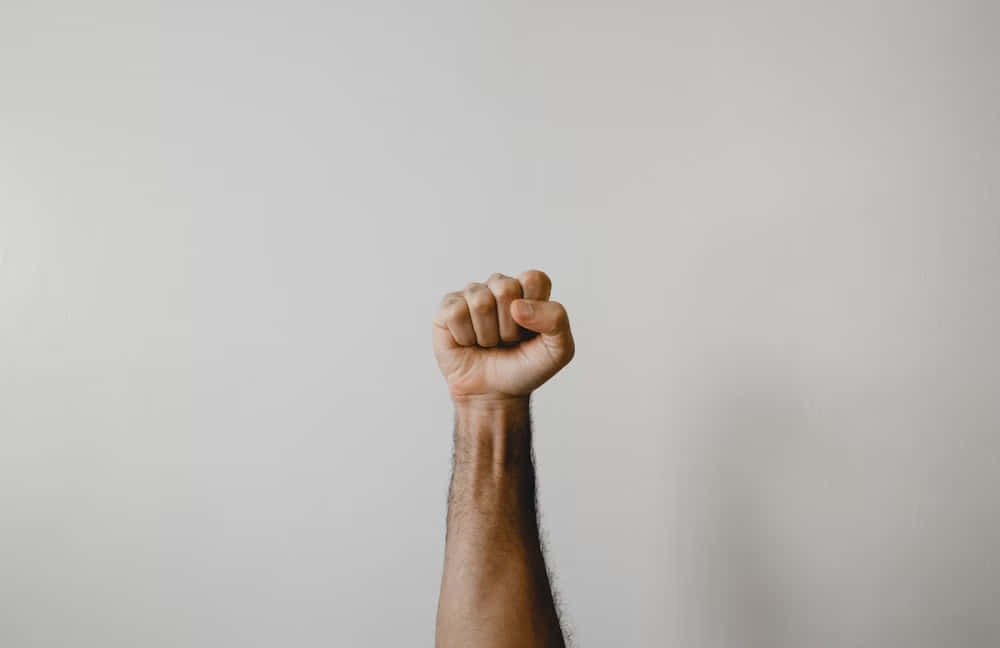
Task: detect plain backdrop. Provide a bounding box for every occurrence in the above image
[2,1,998,646]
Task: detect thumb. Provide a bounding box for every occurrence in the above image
[510,299,576,371]
[510,299,572,339]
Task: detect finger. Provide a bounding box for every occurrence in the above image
[434,291,476,347]
[518,269,552,302]
[510,298,575,363]
[486,273,522,344]
[510,299,570,337]
[464,282,499,347]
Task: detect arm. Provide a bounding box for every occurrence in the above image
[431,270,575,648]
[439,398,562,647]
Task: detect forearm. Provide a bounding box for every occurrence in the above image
[435,398,565,648]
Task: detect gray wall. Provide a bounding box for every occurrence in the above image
[2,1,998,646]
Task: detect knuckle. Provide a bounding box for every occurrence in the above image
[445,299,469,322]
[469,295,495,314]
[440,291,463,308]
[464,284,494,312]
[490,277,521,301]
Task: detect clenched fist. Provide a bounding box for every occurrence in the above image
[432,270,575,405]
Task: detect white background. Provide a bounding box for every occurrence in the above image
[2,1,998,646]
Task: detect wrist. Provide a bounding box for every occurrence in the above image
[453,394,532,472]
[453,392,530,417]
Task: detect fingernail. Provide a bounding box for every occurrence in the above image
[514,300,533,318]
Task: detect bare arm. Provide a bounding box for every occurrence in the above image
[438,398,564,647]
[432,270,574,648]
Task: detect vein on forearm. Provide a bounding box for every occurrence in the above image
[437,400,566,648]
[447,405,539,547]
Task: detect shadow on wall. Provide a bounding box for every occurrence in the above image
[675,342,1000,648]
[674,349,811,648]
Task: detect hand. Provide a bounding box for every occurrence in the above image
[432,270,575,406]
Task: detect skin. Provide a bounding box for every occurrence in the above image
[432,270,575,648]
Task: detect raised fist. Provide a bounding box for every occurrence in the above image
[432,270,575,404]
